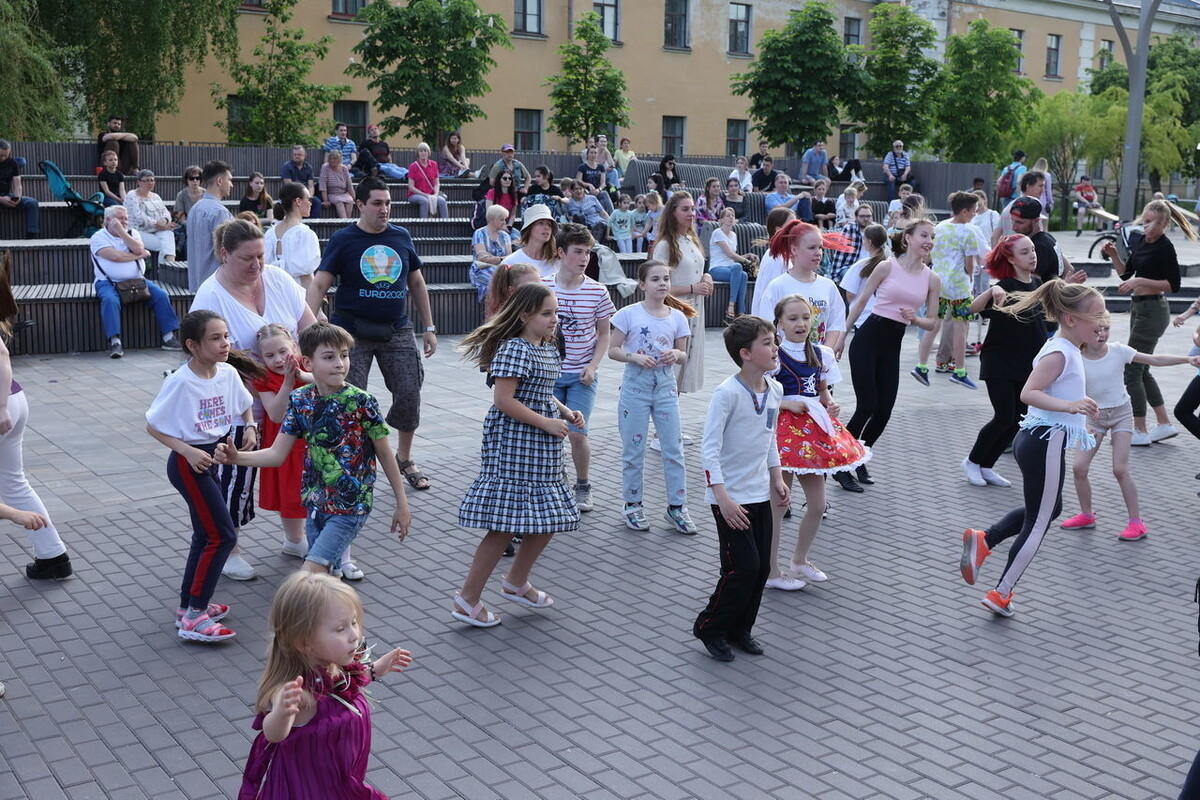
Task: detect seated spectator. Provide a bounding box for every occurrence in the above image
[97,151,125,207]
[810,178,837,229]
[186,160,235,292]
[614,137,637,181]
[319,151,355,218]
[799,141,829,185]
[829,155,865,183]
[90,206,182,358]
[469,204,513,301]
[729,156,753,192]
[658,154,679,189]
[883,140,913,201]
[407,142,449,219]
[280,145,322,218]
[0,141,39,238]
[125,170,179,267]
[439,131,474,178]
[575,145,614,213]
[749,139,770,170]
[695,178,725,229]
[485,170,519,227]
[488,145,531,195]
[723,177,746,219]
[595,134,621,190]
[171,165,203,256]
[522,166,567,222]
[359,125,408,182]
[835,186,860,227]
[764,173,812,221]
[646,172,668,203]
[96,115,139,175]
[238,172,273,219]
[564,178,608,244]
[322,122,357,170]
[751,155,779,192]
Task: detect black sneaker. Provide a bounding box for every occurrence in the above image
[162,334,183,351]
[26,553,72,580]
[730,633,765,655]
[833,471,864,493]
[109,340,124,359]
[701,637,735,662]
[855,464,874,485]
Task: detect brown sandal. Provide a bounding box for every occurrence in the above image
[396,457,431,490]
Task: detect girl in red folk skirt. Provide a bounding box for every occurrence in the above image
[765,295,870,591]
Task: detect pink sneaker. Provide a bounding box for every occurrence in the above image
[1118,521,1147,541]
[1060,512,1096,530]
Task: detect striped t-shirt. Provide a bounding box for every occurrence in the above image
[543,275,617,373]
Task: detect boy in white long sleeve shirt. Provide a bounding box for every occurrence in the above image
[693,316,790,662]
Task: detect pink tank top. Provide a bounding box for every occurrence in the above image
[871,259,932,323]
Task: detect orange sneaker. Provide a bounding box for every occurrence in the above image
[981,589,1014,617]
[959,528,990,585]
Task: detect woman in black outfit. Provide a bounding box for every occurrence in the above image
[1104,199,1198,445]
[658,155,679,189]
[828,156,865,183]
[961,234,1046,488]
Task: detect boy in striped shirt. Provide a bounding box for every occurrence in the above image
[544,223,616,512]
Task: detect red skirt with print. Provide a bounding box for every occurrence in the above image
[776,408,871,475]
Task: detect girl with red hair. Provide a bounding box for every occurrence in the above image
[755,219,851,352]
[961,234,1046,488]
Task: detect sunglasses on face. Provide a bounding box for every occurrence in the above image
[187,175,200,180]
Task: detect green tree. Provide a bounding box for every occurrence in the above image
[0,0,73,139]
[544,12,630,147]
[1084,88,1128,195]
[731,2,862,151]
[211,0,349,145]
[850,3,941,154]
[349,0,510,146]
[1022,91,1090,226]
[36,0,240,137]
[930,20,1039,164]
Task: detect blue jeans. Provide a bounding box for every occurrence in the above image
[94,279,179,340]
[708,265,748,313]
[553,371,598,434]
[378,163,408,181]
[618,364,686,506]
[305,510,369,567]
[2,197,38,234]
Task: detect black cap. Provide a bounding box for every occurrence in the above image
[1011,197,1042,219]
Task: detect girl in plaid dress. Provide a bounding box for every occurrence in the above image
[452,283,584,627]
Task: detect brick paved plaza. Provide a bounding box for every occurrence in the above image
[3,313,1200,799]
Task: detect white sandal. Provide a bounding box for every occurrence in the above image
[451,593,501,628]
[499,577,554,609]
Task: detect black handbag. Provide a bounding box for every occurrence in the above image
[92,253,150,305]
[337,308,396,341]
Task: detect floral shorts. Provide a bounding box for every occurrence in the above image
[937,296,972,321]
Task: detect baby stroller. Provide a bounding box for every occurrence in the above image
[38,160,105,237]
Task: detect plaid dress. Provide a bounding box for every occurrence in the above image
[458,338,580,535]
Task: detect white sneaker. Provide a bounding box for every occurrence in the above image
[962,458,986,487]
[765,575,807,591]
[790,561,828,582]
[336,561,364,581]
[1150,423,1179,443]
[221,554,257,581]
[281,539,308,559]
[648,435,662,452]
[980,468,1012,488]
[1131,430,1152,447]
[682,434,697,447]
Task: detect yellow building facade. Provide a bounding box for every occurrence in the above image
[155,0,1198,158]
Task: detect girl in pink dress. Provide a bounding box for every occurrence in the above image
[240,573,413,799]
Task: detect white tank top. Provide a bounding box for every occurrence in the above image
[1019,337,1096,450]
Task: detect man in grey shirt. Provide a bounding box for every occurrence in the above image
[186,160,234,292]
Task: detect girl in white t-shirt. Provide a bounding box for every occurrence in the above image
[756,220,848,352]
[643,191,663,250]
[1059,319,1200,541]
[146,310,257,643]
[607,261,695,533]
[959,282,1106,618]
[748,206,798,320]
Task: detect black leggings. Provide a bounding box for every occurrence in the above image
[829,160,863,181]
[968,377,1026,468]
[847,314,906,447]
[1174,374,1200,440]
[984,426,1066,595]
[167,444,238,610]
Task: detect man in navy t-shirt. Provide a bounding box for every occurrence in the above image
[307,177,439,490]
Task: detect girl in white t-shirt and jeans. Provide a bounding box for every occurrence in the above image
[608,261,695,533]
[1059,319,1200,541]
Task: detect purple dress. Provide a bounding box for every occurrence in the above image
[240,666,386,800]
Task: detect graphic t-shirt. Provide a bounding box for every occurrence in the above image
[145,362,253,445]
[281,384,390,515]
[610,303,690,361]
[931,220,985,300]
[542,275,617,373]
[609,209,634,239]
[318,223,422,329]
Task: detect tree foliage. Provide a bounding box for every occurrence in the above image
[0,0,73,139]
[1084,88,1129,195]
[349,0,510,146]
[211,0,349,145]
[544,12,630,147]
[36,0,240,138]
[731,2,862,151]
[1022,92,1090,226]
[850,3,941,154]
[930,20,1039,165]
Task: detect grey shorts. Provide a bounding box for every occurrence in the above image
[347,325,424,432]
[1088,401,1134,436]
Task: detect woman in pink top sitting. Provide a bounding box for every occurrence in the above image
[319,151,354,219]
[407,142,449,219]
[837,217,941,490]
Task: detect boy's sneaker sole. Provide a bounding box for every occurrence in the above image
[959,529,989,585]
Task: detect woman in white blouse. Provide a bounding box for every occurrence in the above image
[262,183,321,289]
[124,170,180,267]
[652,191,711,394]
